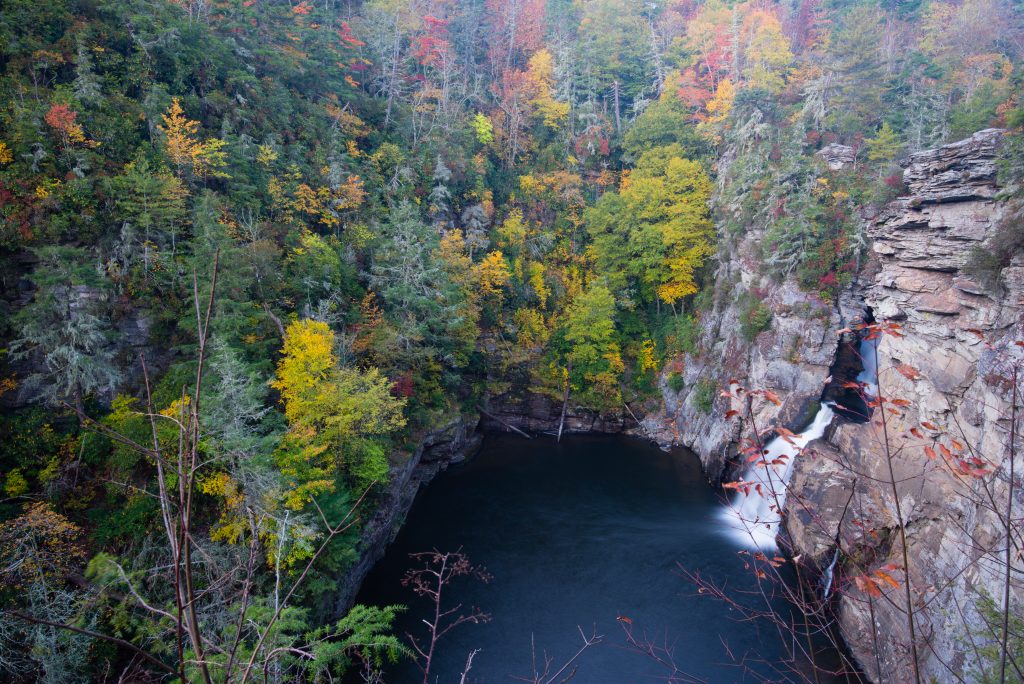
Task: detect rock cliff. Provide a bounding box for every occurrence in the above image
[478,391,634,436]
[644,170,854,479]
[655,128,1022,681]
[785,128,1023,682]
[332,415,482,615]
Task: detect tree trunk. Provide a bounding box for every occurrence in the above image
[613,80,622,134]
[557,365,571,443]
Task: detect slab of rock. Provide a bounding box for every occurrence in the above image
[818,143,856,171]
[902,128,1004,203]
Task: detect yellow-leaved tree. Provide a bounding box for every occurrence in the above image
[585,144,715,311]
[697,78,735,142]
[526,49,570,129]
[741,9,794,94]
[271,319,406,509]
[158,98,230,179]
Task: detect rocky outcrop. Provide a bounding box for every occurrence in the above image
[645,234,852,480]
[333,415,482,615]
[1,258,174,410]
[479,391,637,437]
[650,128,1020,681]
[784,129,1023,682]
[818,143,857,171]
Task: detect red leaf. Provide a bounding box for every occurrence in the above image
[875,571,900,590]
[896,364,922,380]
[854,575,882,598]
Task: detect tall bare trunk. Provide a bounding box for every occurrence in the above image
[558,364,571,442]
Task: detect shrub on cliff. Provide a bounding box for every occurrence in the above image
[965,205,1024,293]
[739,293,773,342]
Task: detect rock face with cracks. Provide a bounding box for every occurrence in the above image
[784,128,1023,682]
[652,128,1022,681]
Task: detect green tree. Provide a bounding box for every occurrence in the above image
[562,283,623,410]
[103,157,188,286]
[287,230,359,324]
[586,145,715,310]
[824,4,888,137]
[472,113,495,146]
[575,0,652,111]
[865,121,902,165]
[622,95,711,163]
[9,247,121,413]
[369,202,465,364]
[271,319,406,508]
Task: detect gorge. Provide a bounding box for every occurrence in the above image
[0,1,1021,682]
[646,127,1023,683]
[342,128,1019,681]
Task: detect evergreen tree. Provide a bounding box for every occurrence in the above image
[428,156,454,230]
[370,202,460,360]
[866,121,902,165]
[9,247,122,413]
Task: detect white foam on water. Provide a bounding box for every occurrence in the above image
[720,404,836,550]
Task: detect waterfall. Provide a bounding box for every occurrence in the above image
[821,545,840,599]
[857,333,879,400]
[719,328,879,550]
[720,404,836,550]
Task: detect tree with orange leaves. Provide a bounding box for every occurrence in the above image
[157,98,229,180]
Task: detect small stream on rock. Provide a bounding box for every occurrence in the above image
[354,434,853,682]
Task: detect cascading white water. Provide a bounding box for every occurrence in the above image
[720,404,836,550]
[720,330,880,550]
[821,546,840,599]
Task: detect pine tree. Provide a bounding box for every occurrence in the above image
[72,38,102,105]
[866,121,902,164]
[104,157,188,285]
[460,203,490,258]
[427,157,453,230]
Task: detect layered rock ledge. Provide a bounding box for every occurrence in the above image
[785,128,1024,682]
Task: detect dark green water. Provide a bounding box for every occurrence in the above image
[355,434,849,682]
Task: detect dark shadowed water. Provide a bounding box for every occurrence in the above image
[355,434,849,683]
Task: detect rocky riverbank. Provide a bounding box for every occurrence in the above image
[332,415,483,615]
